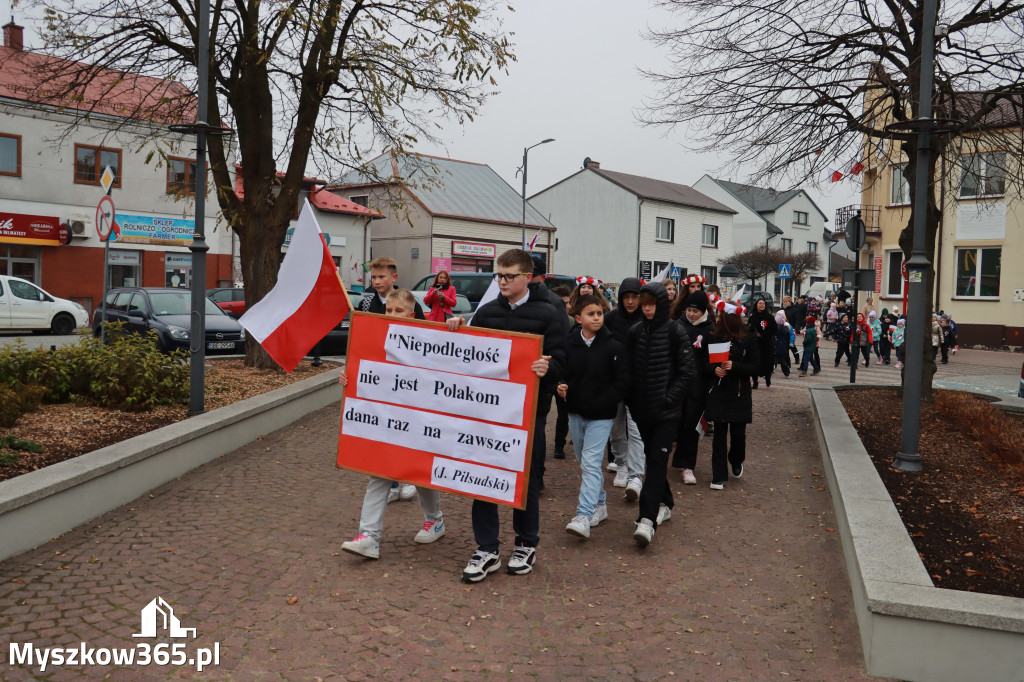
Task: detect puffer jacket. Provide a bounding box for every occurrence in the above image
[703,331,759,424]
[471,282,568,393]
[625,282,697,423]
[680,311,715,397]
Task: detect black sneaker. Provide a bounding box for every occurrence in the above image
[732,463,743,478]
[553,448,565,460]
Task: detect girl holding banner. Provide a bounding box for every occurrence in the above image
[704,312,759,491]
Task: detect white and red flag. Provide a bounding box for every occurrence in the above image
[696,413,709,438]
[829,168,844,183]
[708,341,731,364]
[239,200,352,373]
[846,157,865,175]
[526,228,544,251]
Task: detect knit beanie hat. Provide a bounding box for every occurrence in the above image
[869,311,877,318]
[683,289,709,313]
[897,319,906,326]
[775,311,786,325]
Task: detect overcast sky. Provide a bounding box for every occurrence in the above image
[420,0,861,229]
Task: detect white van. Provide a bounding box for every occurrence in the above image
[0,275,90,334]
[804,281,840,300]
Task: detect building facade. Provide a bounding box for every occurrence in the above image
[529,161,736,285]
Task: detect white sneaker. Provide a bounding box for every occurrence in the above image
[590,504,608,527]
[624,477,642,502]
[506,544,536,575]
[341,534,380,559]
[709,481,725,490]
[656,504,672,525]
[414,518,446,544]
[682,469,697,485]
[387,486,400,503]
[634,519,655,547]
[399,483,417,500]
[565,514,591,539]
[462,550,501,583]
[607,461,619,472]
[612,469,629,488]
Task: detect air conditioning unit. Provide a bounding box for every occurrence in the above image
[71,220,85,234]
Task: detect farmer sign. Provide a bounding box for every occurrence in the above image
[337,312,541,509]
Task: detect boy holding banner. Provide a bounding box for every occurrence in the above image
[445,249,567,582]
[339,289,446,559]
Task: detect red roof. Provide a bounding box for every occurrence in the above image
[233,171,380,218]
[0,45,194,124]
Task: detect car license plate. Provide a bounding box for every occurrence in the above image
[207,341,235,350]
[341,320,351,328]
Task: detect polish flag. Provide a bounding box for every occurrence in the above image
[526,228,544,251]
[239,200,352,373]
[696,413,708,438]
[708,342,731,363]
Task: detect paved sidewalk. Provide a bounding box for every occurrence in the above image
[1,385,876,680]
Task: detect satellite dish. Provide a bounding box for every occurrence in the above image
[583,156,592,168]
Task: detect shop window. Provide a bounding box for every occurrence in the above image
[75,144,121,187]
[955,247,1001,297]
[0,133,20,176]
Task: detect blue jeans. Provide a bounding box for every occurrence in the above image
[800,348,820,372]
[568,414,612,517]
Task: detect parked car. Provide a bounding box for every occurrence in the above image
[804,281,840,301]
[410,291,473,318]
[0,275,90,335]
[206,287,246,318]
[738,289,776,310]
[92,287,245,354]
[410,272,576,310]
[1018,359,1024,399]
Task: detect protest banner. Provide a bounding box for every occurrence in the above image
[337,312,542,509]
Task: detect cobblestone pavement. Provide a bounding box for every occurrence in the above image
[0,381,880,682]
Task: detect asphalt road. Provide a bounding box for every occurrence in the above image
[0,331,86,350]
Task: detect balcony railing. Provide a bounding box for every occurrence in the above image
[833,205,881,238]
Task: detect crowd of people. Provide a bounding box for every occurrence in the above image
[337,252,958,583]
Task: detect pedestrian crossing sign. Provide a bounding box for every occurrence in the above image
[778,264,791,278]
[670,266,682,279]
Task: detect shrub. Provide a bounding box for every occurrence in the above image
[933,390,1024,475]
[0,435,42,467]
[0,324,190,412]
[0,384,45,427]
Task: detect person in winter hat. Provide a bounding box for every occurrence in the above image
[772,310,793,378]
[672,289,716,485]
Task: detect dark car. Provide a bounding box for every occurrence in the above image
[1019,359,1024,399]
[206,287,246,318]
[411,272,576,310]
[738,290,776,310]
[93,287,245,354]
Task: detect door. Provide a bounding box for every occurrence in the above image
[0,278,11,328]
[7,278,51,328]
[126,293,152,336]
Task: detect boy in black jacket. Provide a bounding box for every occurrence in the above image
[445,249,567,583]
[626,282,697,547]
[604,277,646,496]
[359,256,425,319]
[557,295,630,540]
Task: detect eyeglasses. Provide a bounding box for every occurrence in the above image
[493,273,529,283]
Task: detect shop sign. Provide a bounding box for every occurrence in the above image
[108,250,141,266]
[115,214,195,246]
[166,253,192,268]
[0,211,62,246]
[452,241,496,258]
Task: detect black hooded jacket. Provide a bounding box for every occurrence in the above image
[680,310,716,397]
[562,325,629,419]
[625,282,697,423]
[703,329,759,424]
[604,277,643,344]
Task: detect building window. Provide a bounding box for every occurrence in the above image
[349,194,369,207]
[955,247,1001,297]
[167,157,197,195]
[0,134,20,177]
[701,265,717,285]
[655,217,674,242]
[781,238,792,254]
[959,152,1005,198]
[886,250,904,297]
[701,224,718,247]
[807,241,817,254]
[75,144,121,187]
[794,211,808,225]
[891,165,909,205]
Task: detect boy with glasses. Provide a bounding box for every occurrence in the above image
[445,250,567,582]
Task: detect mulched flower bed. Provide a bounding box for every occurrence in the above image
[0,359,337,483]
[839,387,1024,599]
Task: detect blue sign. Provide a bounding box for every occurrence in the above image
[115,214,195,246]
[778,264,791,278]
[670,266,682,278]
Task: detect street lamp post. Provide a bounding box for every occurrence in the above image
[520,138,554,249]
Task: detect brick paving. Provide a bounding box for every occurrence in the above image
[0,372,889,682]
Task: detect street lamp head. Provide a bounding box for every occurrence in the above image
[541,138,555,144]
[720,263,740,279]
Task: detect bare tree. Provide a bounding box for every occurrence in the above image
[719,244,778,292]
[789,250,824,295]
[28,0,513,367]
[643,0,1024,399]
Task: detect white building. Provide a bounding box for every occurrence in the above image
[693,176,832,298]
[529,161,736,285]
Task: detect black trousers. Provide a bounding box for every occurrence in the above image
[774,351,791,376]
[835,342,851,365]
[672,396,704,470]
[554,393,569,450]
[711,422,746,484]
[472,395,549,552]
[633,418,676,530]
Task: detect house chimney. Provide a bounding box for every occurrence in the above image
[584,159,600,169]
[3,22,24,51]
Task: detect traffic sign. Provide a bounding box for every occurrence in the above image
[95,195,118,241]
[100,166,116,194]
[670,266,682,279]
[901,259,908,281]
[778,264,791,278]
